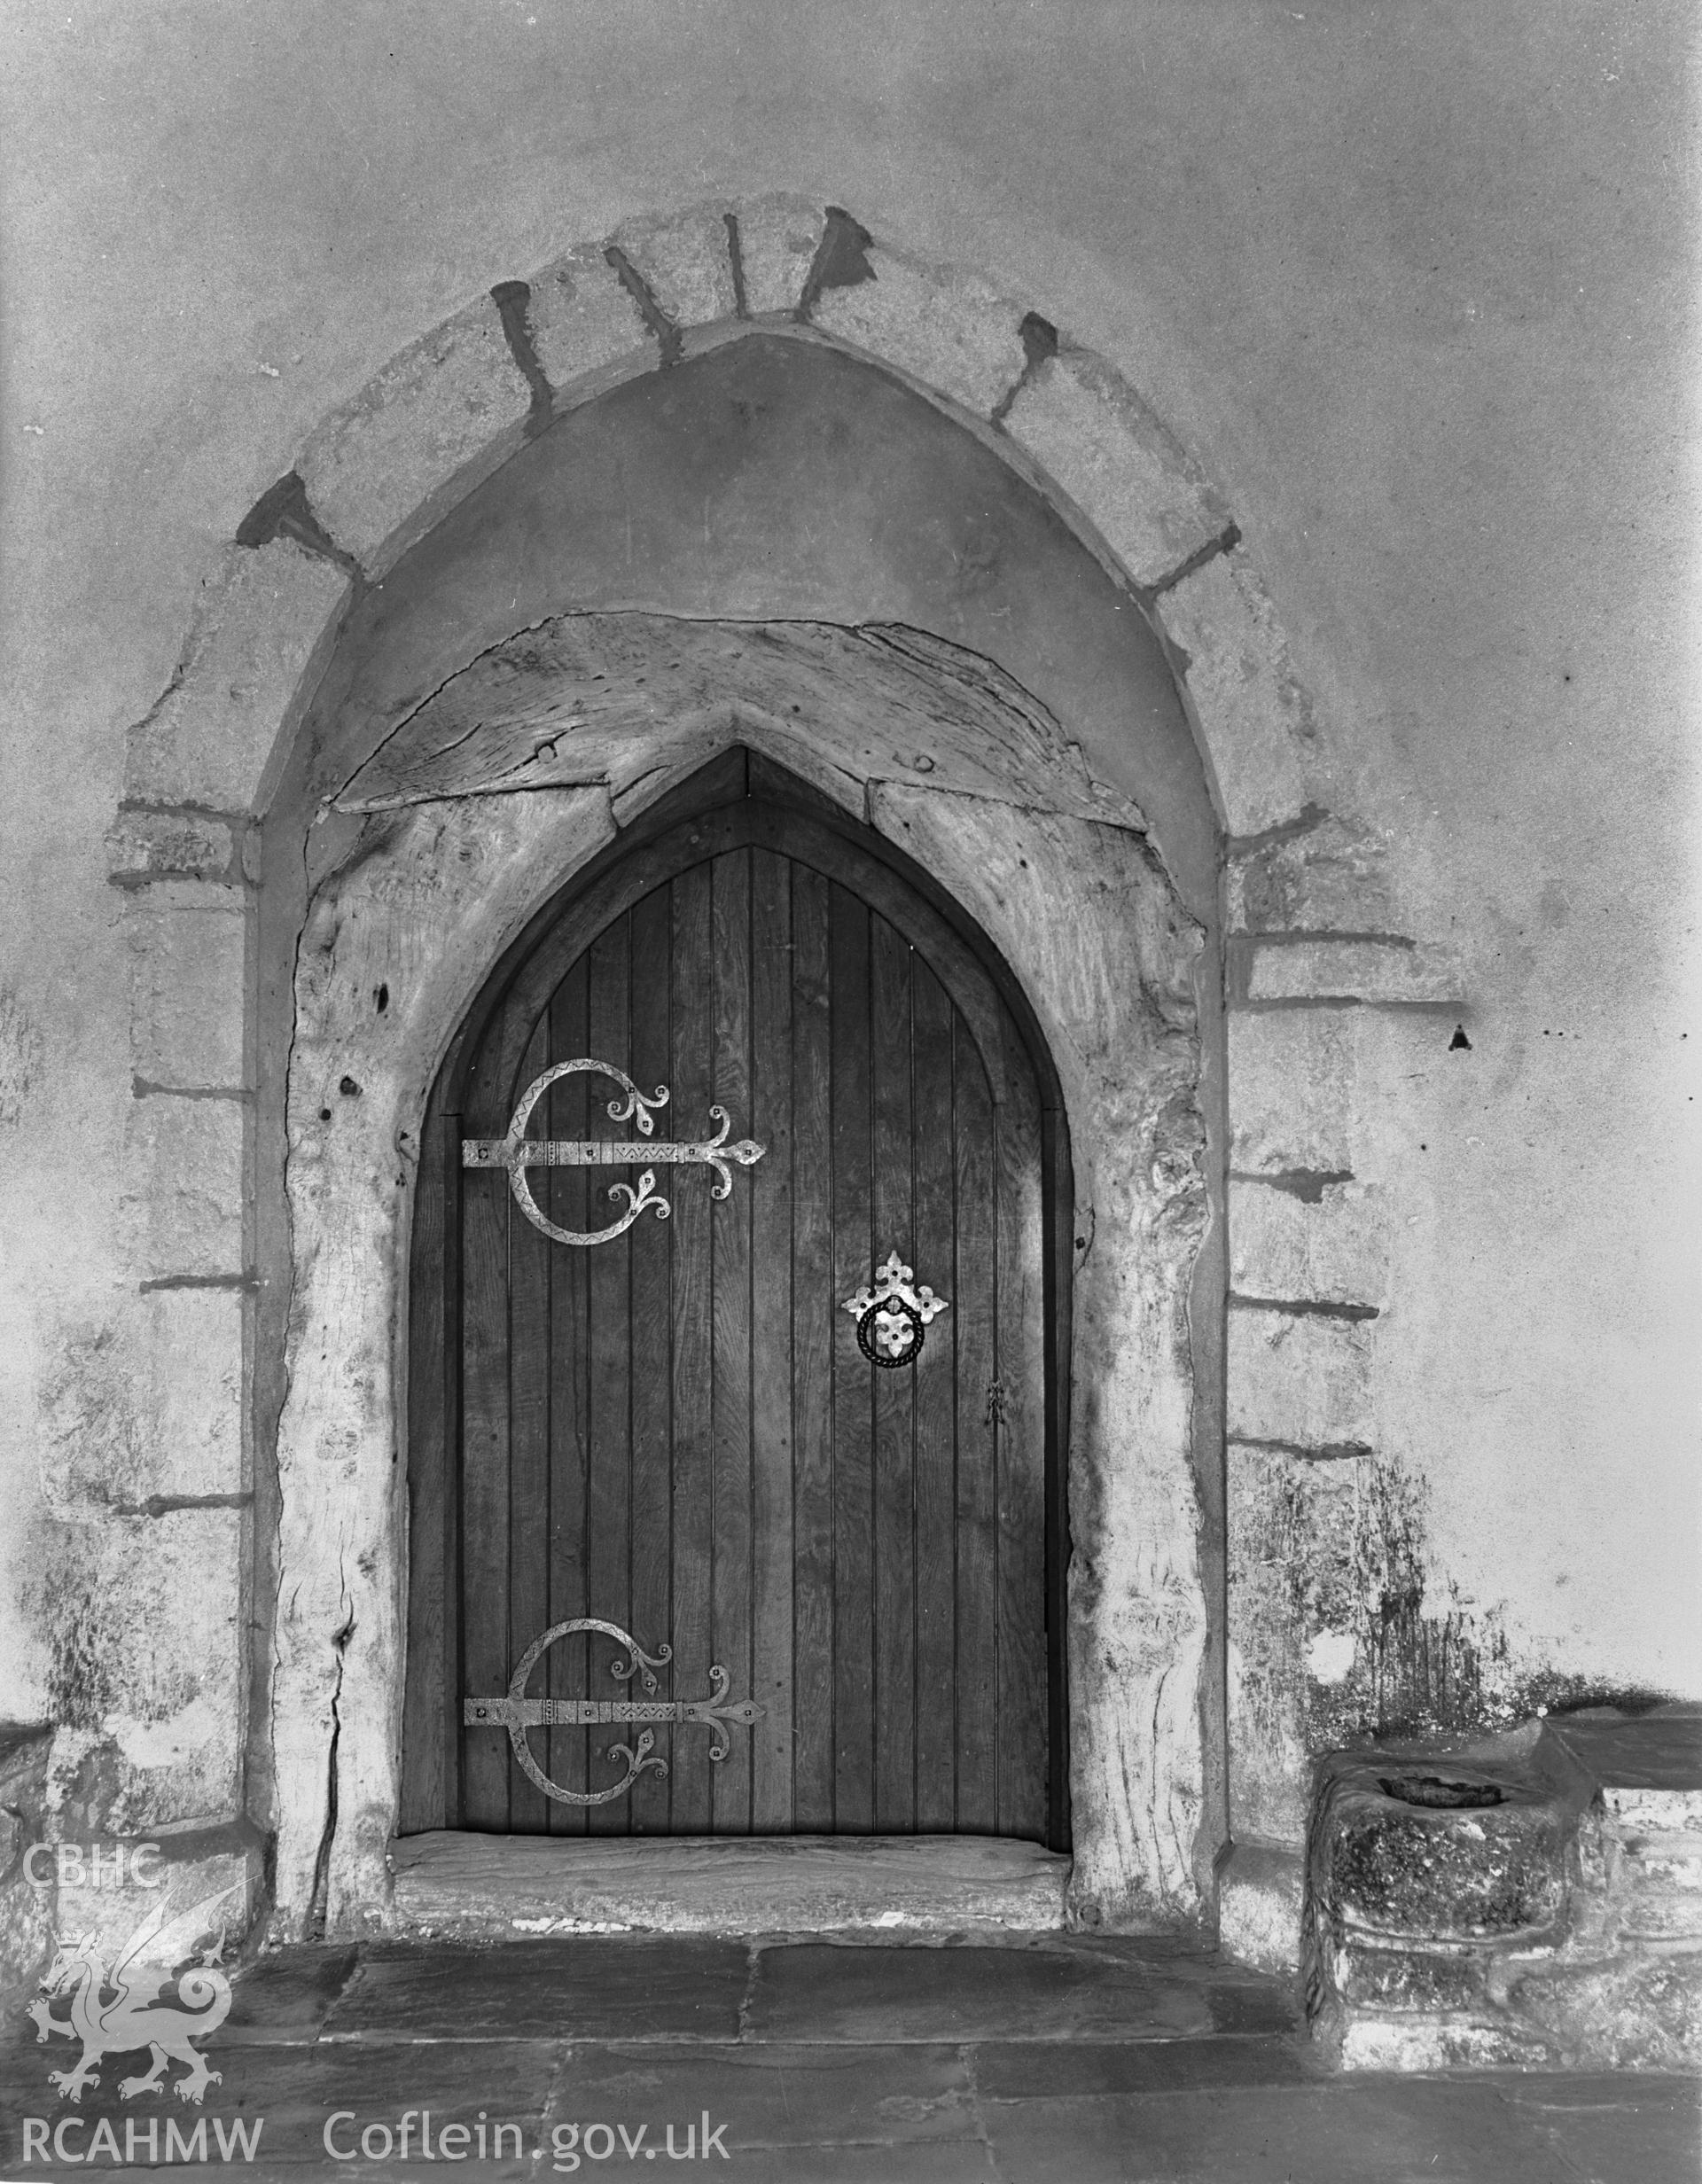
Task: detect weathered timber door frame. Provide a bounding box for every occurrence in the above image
[402,749,1074,1852]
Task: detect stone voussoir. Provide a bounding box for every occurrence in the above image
[1156,549,1316,838]
[519,243,658,402]
[125,540,350,812]
[125,880,249,1091]
[810,237,1029,420]
[608,201,739,328]
[296,293,533,575]
[1227,811,1400,932]
[1003,345,1230,590]
[730,191,830,316]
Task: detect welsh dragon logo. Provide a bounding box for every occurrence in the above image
[27,1883,237,2107]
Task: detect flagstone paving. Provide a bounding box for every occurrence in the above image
[3,1932,1695,2181]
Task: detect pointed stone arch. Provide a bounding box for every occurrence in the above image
[106,194,1459,1956]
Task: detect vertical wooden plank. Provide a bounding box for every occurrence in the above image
[587,917,635,1834]
[506,1010,555,1834]
[871,914,917,1832]
[830,884,875,1833]
[627,885,674,1835]
[790,863,836,1829]
[545,959,591,1833]
[441,1105,465,1829]
[401,1092,446,1833]
[669,862,716,1833]
[953,1013,1000,1833]
[459,1044,514,1831]
[710,849,754,1834]
[995,1033,1049,1841]
[910,963,957,1832]
[749,849,794,1831]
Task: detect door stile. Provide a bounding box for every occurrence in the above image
[1042,1103,1074,1854]
[995,1028,1048,1838]
[952,1013,998,1832]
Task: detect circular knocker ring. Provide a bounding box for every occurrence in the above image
[498,1617,672,1807]
[857,1296,926,1368]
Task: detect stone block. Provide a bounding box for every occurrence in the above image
[1228,1306,1375,1452]
[118,1095,246,1278]
[1617,1811,1702,1937]
[608,202,738,326]
[1338,2016,1554,2071]
[125,542,349,811]
[1216,1841,1305,1972]
[812,241,1028,418]
[39,1509,244,1829]
[105,809,240,885]
[133,1289,245,1501]
[731,192,828,316]
[1226,811,1398,929]
[1609,1786,1702,1833]
[1331,1787,1569,1941]
[1228,1005,1448,1180]
[125,881,247,1090]
[1510,1952,1702,2070]
[390,1832,1067,1938]
[1226,1447,1359,1842]
[37,1290,243,1511]
[522,244,656,397]
[0,1726,54,1998]
[1155,550,1316,837]
[54,1841,258,1974]
[1230,1176,1388,1307]
[1004,347,1230,589]
[297,296,532,574]
[1333,1938,1487,2014]
[1237,934,1463,1004]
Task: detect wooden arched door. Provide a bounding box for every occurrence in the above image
[402,753,1070,1848]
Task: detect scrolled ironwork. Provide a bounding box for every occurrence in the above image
[462,1057,765,1248]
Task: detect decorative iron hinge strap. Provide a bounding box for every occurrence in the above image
[463,1618,763,1807]
[462,1057,764,1248]
[464,1696,759,1730]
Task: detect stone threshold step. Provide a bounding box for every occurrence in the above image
[387,1832,1071,1938]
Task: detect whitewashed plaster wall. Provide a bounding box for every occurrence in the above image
[1,2,1695,1967]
